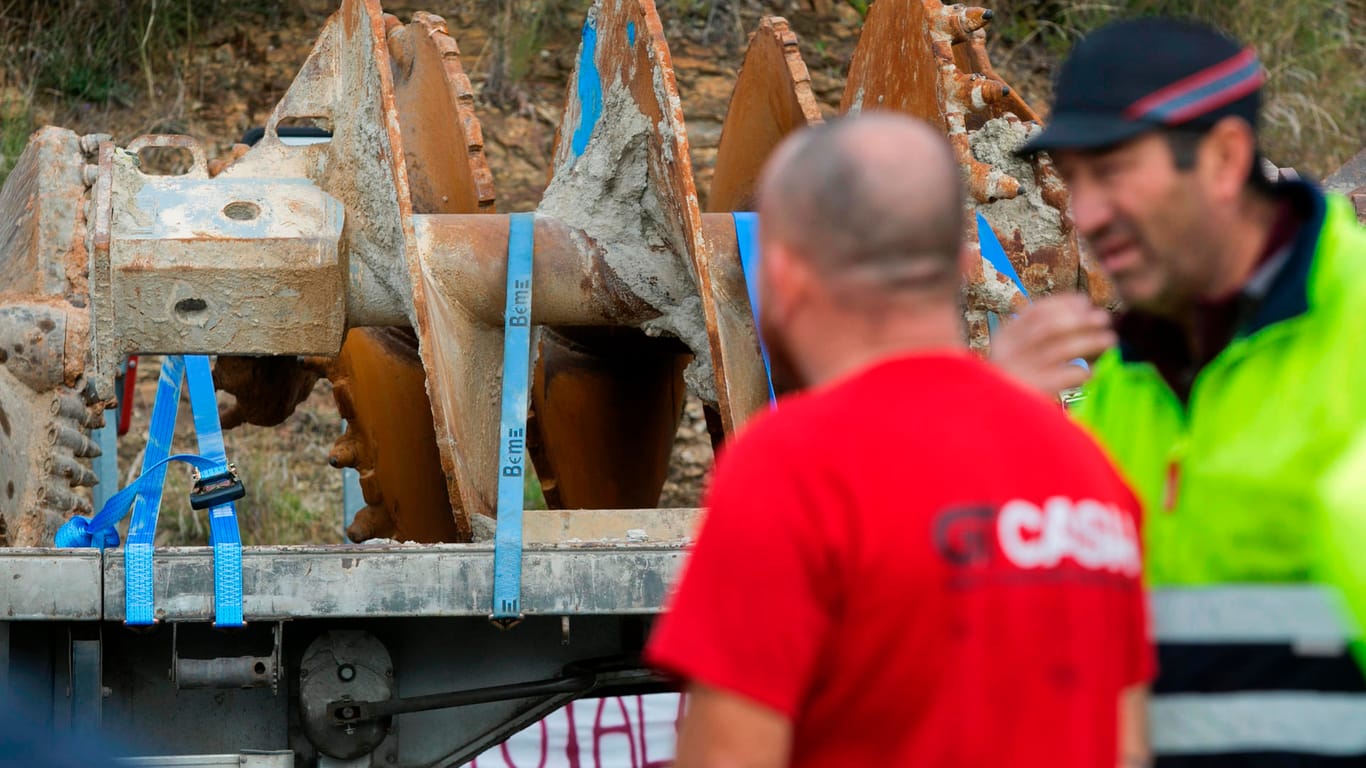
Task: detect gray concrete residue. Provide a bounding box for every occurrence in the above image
[970,117,1065,258]
[538,82,717,404]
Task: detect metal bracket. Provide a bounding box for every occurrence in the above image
[330,657,668,727]
[67,625,103,735]
[171,621,282,694]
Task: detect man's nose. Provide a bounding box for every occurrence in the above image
[1069,182,1113,240]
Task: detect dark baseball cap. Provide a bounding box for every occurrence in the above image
[1019,17,1265,156]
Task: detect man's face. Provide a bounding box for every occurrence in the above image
[1053,133,1214,316]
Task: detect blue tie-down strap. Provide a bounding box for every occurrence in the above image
[54,355,245,628]
[977,213,1089,374]
[492,212,535,628]
[185,356,245,628]
[54,452,235,548]
[731,212,777,405]
[124,354,186,625]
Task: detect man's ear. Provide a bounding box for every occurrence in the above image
[760,240,809,315]
[1198,116,1257,203]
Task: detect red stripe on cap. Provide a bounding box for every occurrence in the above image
[1123,47,1260,121]
[1157,68,1265,124]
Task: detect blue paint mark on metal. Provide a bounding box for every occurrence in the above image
[731,213,777,406]
[626,22,636,47]
[977,212,1088,372]
[976,212,1028,297]
[570,18,604,159]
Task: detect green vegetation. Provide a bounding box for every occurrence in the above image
[478,0,584,106]
[2,0,1355,178]
[990,0,1365,177]
[0,0,300,185]
[151,450,342,547]
[0,111,30,185]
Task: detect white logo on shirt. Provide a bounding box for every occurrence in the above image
[997,497,1140,577]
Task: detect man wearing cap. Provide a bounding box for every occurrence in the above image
[995,16,1366,766]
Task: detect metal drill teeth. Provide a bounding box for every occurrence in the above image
[936,4,994,41]
[328,438,360,470]
[0,0,1113,546]
[46,456,100,489]
[37,483,90,516]
[50,392,104,430]
[950,72,1012,112]
[50,425,101,459]
[347,503,397,543]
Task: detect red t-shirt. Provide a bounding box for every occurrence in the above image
[647,353,1153,767]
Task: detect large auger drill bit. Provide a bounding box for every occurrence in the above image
[0,0,1104,547]
[839,0,1112,347]
[0,0,766,545]
[314,10,497,544]
[0,130,108,545]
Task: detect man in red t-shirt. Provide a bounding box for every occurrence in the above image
[645,114,1153,767]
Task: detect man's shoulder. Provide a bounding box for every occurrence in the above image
[1317,192,1366,297]
[718,354,1013,469]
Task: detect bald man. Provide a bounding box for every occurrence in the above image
[646,114,1152,767]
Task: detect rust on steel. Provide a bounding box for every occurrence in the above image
[325,11,499,542]
[529,327,690,510]
[412,216,665,337]
[208,8,492,541]
[325,328,463,543]
[0,128,105,545]
[525,0,705,519]
[0,0,1129,548]
[709,17,824,213]
[213,0,417,331]
[702,15,824,414]
[841,0,945,126]
[842,0,1110,352]
[204,0,481,539]
[387,11,496,214]
[527,1,687,516]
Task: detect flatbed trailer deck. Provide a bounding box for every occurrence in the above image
[0,510,695,767]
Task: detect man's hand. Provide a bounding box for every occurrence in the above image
[991,293,1117,396]
[674,683,793,768]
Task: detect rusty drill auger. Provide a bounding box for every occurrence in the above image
[0,0,1109,547]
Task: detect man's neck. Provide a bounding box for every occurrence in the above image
[797,302,967,389]
[1198,190,1282,302]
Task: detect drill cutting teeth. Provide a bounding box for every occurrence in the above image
[0,0,1108,545]
[50,425,101,459]
[44,456,100,489]
[935,4,995,41]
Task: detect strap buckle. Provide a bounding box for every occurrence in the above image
[189,463,245,510]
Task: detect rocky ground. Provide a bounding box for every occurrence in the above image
[68,0,1056,544]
